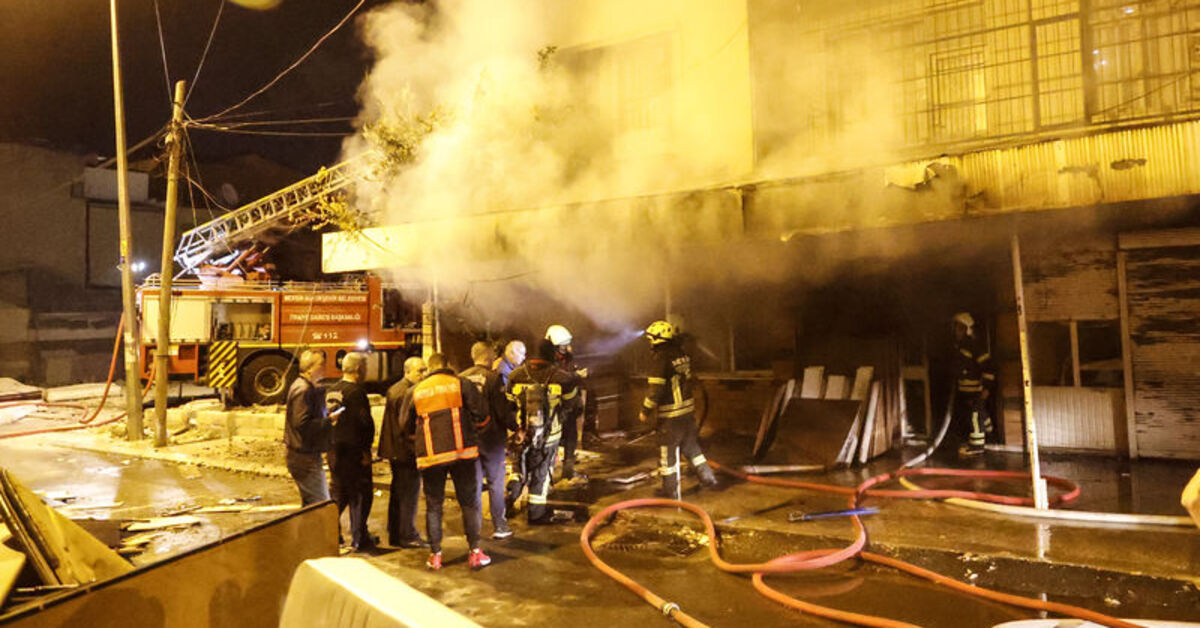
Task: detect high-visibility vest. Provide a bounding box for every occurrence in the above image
[412,373,478,469]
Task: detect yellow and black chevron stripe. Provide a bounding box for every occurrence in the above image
[206,341,239,390]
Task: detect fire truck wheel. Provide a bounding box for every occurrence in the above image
[239,354,296,406]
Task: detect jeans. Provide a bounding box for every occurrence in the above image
[328,446,374,549]
[286,450,330,506]
[386,457,422,545]
[476,440,509,532]
[421,458,482,553]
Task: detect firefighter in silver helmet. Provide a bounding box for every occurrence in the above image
[544,324,592,480]
[639,320,719,496]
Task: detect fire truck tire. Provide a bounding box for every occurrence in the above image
[238,354,296,406]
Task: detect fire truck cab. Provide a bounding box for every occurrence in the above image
[138,275,422,405]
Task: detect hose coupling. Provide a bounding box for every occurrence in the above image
[661,602,680,616]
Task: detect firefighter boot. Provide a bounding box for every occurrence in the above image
[697,463,721,490]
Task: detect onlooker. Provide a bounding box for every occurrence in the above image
[284,349,332,506]
[325,352,376,552]
[379,356,427,548]
[408,352,490,570]
[493,340,526,387]
[461,341,518,540]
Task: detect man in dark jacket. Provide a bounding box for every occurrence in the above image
[325,352,376,551]
[407,353,491,570]
[284,349,332,506]
[461,342,518,539]
[379,356,426,548]
[507,339,580,524]
[639,321,718,497]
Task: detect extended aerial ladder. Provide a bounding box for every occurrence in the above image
[173,154,368,274]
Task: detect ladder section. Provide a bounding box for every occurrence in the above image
[174,156,365,272]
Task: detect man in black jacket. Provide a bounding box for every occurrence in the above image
[461,341,518,539]
[379,355,426,548]
[325,352,376,551]
[284,349,332,505]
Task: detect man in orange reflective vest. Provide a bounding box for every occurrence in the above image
[406,352,491,570]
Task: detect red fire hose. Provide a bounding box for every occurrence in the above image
[581,463,1140,628]
[0,318,156,440]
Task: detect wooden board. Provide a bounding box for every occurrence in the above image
[753,381,791,460]
[768,399,864,467]
[849,367,874,401]
[824,375,849,400]
[800,367,825,399]
[858,381,881,463]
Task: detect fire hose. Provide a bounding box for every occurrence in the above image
[581,463,1142,628]
[0,317,156,440]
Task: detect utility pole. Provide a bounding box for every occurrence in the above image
[110,0,144,440]
[154,80,186,448]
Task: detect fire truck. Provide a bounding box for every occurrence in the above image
[137,157,425,405]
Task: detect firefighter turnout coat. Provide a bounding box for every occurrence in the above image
[406,368,487,470]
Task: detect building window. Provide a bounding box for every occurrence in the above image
[1030,320,1123,387]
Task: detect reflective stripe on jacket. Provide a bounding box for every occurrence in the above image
[411,371,479,469]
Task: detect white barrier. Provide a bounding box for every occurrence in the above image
[279,558,483,628]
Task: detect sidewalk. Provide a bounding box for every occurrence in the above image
[36,419,1200,586]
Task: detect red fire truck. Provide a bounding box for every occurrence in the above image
[137,157,425,404]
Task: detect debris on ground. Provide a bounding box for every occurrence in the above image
[0,378,41,403]
[123,515,202,532]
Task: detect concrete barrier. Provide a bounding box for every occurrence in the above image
[280,558,482,628]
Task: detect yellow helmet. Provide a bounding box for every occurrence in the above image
[644,320,676,345]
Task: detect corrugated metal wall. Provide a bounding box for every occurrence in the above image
[1124,242,1200,459]
[1023,234,1119,322]
[1032,386,1123,451]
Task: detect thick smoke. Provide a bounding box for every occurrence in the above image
[342,0,920,339]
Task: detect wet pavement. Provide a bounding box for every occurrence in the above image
[2,425,1198,627]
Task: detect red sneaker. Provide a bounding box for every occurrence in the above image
[426,552,442,571]
[468,548,491,569]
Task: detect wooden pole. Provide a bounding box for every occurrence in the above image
[110,0,144,440]
[1011,233,1048,509]
[153,80,186,448]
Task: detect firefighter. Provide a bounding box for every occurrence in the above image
[379,356,427,548]
[952,312,995,457]
[507,339,581,524]
[493,340,526,387]
[639,320,719,497]
[544,324,592,479]
[406,352,491,570]
[461,341,518,540]
[324,352,376,552]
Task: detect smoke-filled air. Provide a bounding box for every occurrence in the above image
[340,0,912,337]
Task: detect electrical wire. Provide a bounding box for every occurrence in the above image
[186,124,354,138]
[152,0,174,107]
[193,116,356,128]
[195,0,369,123]
[199,100,350,124]
[184,0,227,107]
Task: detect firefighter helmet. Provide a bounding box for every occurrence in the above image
[545,324,573,348]
[953,312,975,334]
[644,320,677,345]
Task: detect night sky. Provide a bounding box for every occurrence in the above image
[0,0,393,172]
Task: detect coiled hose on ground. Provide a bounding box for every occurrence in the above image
[581,463,1142,628]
